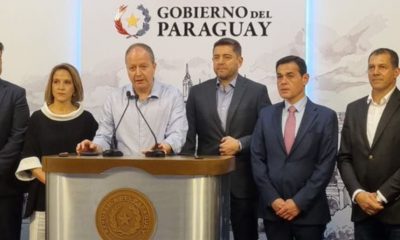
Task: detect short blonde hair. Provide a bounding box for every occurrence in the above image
[44,63,84,105]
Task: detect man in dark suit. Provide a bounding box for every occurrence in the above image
[251,55,338,240]
[182,38,271,240]
[338,48,400,240]
[0,42,30,239]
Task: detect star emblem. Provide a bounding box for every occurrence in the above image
[118,212,132,226]
[127,14,139,27]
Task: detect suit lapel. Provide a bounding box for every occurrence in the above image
[225,76,247,132]
[290,99,318,155]
[371,89,400,149]
[0,80,7,104]
[357,97,370,149]
[274,102,286,152]
[205,79,225,134]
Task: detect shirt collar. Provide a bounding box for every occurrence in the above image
[149,80,162,99]
[216,76,238,89]
[284,96,307,113]
[41,103,84,121]
[367,86,396,105]
[131,80,162,100]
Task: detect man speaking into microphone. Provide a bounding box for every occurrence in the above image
[76,43,187,156]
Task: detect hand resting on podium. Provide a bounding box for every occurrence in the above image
[142,143,172,157]
[76,139,102,156]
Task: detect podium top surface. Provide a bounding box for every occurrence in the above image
[42,155,235,176]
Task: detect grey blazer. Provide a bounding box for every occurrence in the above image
[182,75,271,198]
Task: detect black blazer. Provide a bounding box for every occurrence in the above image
[0,79,29,195]
[338,88,400,224]
[251,99,338,224]
[182,75,271,198]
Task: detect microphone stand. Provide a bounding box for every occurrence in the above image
[102,91,132,157]
[134,96,165,157]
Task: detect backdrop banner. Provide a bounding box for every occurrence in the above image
[9,1,400,239]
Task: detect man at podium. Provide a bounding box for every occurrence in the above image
[77,43,187,156]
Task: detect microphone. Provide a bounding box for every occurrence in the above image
[134,94,165,157]
[102,91,133,157]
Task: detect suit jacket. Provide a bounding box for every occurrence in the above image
[0,79,29,195]
[338,88,400,224]
[182,75,271,198]
[251,99,338,224]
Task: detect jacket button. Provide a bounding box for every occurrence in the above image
[368,155,373,160]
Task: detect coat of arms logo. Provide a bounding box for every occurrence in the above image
[96,188,157,240]
[114,4,151,39]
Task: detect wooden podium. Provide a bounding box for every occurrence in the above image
[43,155,234,240]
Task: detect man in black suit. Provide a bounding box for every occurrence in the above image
[182,38,271,240]
[0,42,30,239]
[338,48,400,240]
[251,55,338,240]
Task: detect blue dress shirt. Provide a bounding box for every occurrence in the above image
[93,80,188,156]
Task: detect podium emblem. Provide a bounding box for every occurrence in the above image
[96,188,157,240]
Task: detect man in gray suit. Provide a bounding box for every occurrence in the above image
[0,41,30,239]
[182,38,271,240]
[338,48,400,240]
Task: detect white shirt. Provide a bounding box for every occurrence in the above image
[366,87,396,146]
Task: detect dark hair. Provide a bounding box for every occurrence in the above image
[0,42,3,52]
[125,43,155,63]
[368,48,399,68]
[45,63,84,105]
[213,38,242,56]
[276,55,307,75]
